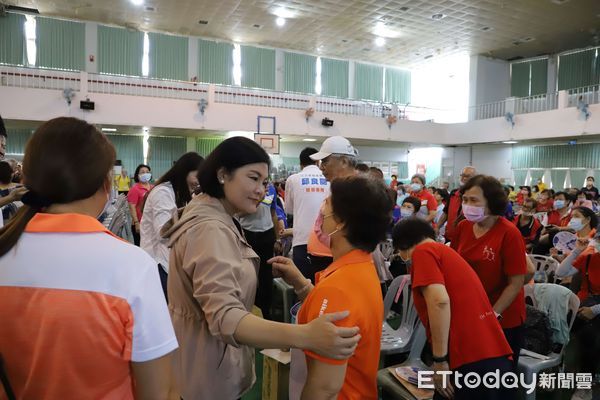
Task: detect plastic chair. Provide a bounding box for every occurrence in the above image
[381,275,420,355]
[377,323,428,399]
[527,254,559,283]
[518,283,580,400]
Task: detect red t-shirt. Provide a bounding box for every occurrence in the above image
[444,190,462,242]
[127,183,152,222]
[512,215,542,245]
[572,250,600,302]
[535,199,554,213]
[411,190,438,217]
[546,210,572,227]
[451,218,527,329]
[411,242,512,369]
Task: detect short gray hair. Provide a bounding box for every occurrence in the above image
[411,173,426,185]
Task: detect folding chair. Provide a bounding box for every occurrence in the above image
[381,275,420,355]
[518,283,580,400]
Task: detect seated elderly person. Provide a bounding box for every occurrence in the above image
[536,189,554,213]
[512,198,542,252]
[400,196,422,220]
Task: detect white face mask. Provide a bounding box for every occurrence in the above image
[410,183,422,192]
[400,208,414,218]
[139,172,152,183]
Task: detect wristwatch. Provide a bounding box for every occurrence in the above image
[495,311,503,321]
[432,354,449,363]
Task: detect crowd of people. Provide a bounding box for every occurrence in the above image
[0,116,598,400]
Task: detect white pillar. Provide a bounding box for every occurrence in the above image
[85,22,98,73]
[348,61,355,99]
[188,37,198,81]
[275,49,284,91]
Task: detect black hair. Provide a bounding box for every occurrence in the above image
[197,136,271,198]
[586,176,595,182]
[391,174,397,179]
[519,186,532,196]
[572,206,598,229]
[0,161,13,184]
[155,152,204,208]
[522,198,537,209]
[0,115,6,138]
[532,185,539,192]
[330,175,393,252]
[402,196,421,213]
[461,175,508,216]
[392,218,435,251]
[355,163,369,172]
[133,164,151,183]
[299,147,318,166]
[368,167,384,179]
[554,191,574,203]
[434,188,450,204]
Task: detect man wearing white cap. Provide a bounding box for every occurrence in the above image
[306,136,359,273]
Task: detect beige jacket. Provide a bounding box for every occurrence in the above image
[162,194,260,399]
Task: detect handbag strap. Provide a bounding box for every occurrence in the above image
[0,354,16,400]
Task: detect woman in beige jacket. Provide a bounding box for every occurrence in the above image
[162,137,361,400]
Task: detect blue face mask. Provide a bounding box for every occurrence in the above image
[554,200,566,210]
[410,183,422,192]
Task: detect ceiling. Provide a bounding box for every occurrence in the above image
[6,0,600,68]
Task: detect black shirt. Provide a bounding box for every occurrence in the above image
[581,186,599,200]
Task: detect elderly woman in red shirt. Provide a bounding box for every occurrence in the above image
[451,175,533,368]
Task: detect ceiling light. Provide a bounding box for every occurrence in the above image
[273,7,296,19]
[431,13,446,20]
[101,128,117,132]
[303,138,317,142]
[130,0,143,5]
[375,37,385,47]
[276,17,286,27]
[502,140,518,144]
[373,21,401,38]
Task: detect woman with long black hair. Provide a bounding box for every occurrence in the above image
[141,152,204,300]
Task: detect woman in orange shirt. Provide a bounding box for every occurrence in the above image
[270,175,393,399]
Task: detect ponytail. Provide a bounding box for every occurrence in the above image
[0,205,39,257]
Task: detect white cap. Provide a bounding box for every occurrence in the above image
[310,136,359,160]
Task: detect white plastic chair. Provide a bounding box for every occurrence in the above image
[518,283,580,400]
[381,275,420,355]
[377,322,428,398]
[527,254,559,283]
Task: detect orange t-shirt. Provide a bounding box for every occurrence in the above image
[298,250,383,400]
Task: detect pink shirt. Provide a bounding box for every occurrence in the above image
[127,183,152,222]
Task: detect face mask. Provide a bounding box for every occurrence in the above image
[314,209,340,248]
[400,208,414,218]
[462,204,486,223]
[568,218,586,232]
[139,173,152,183]
[410,183,422,192]
[553,200,565,210]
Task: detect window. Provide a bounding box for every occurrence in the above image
[315,56,322,95]
[142,32,149,77]
[24,15,36,66]
[233,44,242,86]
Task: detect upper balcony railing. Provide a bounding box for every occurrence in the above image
[0,65,81,91]
[3,65,597,123]
[213,85,311,110]
[567,85,600,108]
[87,73,209,100]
